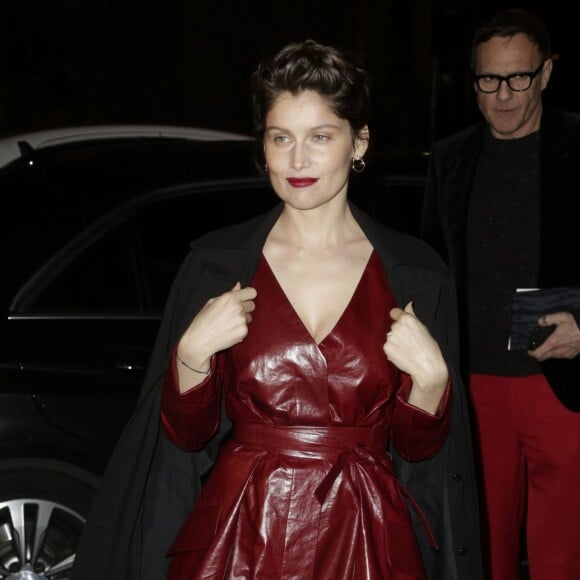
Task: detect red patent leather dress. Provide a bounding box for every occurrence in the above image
[161,251,451,579]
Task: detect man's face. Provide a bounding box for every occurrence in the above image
[473,33,552,139]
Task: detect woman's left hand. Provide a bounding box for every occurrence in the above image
[383,301,448,413]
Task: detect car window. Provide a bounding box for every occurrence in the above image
[13,180,277,316]
[23,219,141,313]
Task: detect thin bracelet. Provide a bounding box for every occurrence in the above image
[176,352,210,375]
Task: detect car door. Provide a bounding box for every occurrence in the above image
[6,177,277,463]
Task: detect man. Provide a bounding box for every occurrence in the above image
[421,8,580,580]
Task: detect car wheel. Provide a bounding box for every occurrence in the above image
[0,458,100,579]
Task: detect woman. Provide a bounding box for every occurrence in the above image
[161,40,481,579]
[72,40,482,579]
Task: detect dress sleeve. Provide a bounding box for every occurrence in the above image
[390,374,452,461]
[160,349,222,451]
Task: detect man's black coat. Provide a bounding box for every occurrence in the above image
[422,108,580,411]
[72,203,483,580]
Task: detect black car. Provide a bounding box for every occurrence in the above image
[0,125,427,578]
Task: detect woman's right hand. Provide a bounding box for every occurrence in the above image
[176,282,257,389]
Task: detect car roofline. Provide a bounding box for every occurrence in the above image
[0,124,253,168]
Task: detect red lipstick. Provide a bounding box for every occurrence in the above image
[286,177,318,188]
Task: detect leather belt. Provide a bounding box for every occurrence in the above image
[233,422,438,550]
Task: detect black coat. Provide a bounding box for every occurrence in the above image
[72,203,483,580]
[422,107,580,411]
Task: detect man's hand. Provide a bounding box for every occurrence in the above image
[528,311,580,361]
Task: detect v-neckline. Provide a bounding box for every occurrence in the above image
[261,251,375,347]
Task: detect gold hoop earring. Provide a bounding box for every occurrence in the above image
[352,158,366,173]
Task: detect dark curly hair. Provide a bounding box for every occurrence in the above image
[251,40,370,170]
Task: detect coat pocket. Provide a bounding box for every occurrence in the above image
[167,504,221,555]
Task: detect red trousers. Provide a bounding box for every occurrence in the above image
[470,374,580,580]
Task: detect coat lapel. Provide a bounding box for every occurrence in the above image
[351,204,444,327]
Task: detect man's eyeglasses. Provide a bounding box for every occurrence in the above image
[473,62,544,93]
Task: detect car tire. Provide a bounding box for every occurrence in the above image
[0,458,100,579]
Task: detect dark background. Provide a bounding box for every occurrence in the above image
[1,0,577,150]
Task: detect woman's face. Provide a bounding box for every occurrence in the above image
[263,90,368,211]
